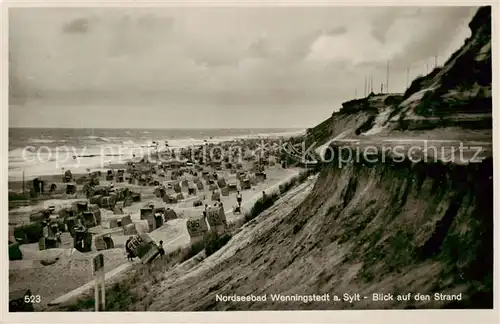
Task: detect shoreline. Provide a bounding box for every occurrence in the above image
[8,129,304,182]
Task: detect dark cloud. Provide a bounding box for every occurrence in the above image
[188,53,238,67]
[390,7,477,68]
[137,14,174,30]
[286,30,324,60]
[401,8,423,18]
[370,9,401,44]
[325,26,347,36]
[108,13,174,57]
[286,26,347,60]
[370,8,430,44]
[246,36,271,58]
[62,17,90,33]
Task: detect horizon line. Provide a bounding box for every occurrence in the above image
[8,126,306,130]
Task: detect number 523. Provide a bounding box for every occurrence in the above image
[24,295,41,303]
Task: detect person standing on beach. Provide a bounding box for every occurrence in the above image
[125,236,134,261]
[158,240,165,259]
[203,204,209,223]
[236,191,242,208]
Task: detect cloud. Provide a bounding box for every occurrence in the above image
[9,7,479,127]
[388,7,477,67]
[246,35,272,58]
[62,17,90,33]
[325,26,348,36]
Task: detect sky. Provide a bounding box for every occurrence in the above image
[9,6,478,129]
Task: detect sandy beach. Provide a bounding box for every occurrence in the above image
[8,136,301,310]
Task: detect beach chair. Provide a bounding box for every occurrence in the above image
[123,223,138,235]
[127,233,161,264]
[154,187,165,198]
[240,179,251,190]
[63,170,73,183]
[164,208,178,221]
[206,205,227,235]
[49,183,57,193]
[9,242,23,261]
[74,201,88,214]
[154,212,164,230]
[140,206,154,221]
[81,211,97,228]
[131,192,141,202]
[109,218,119,229]
[211,191,221,201]
[73,227,92,253]
[217,178,227,188]
[186,216,209,245]
[121,215,132,226]
[66,184,77,195]
[255,172,267,182]
[94,235,107,251]
[87,204,101,225]
[65,217,78,237]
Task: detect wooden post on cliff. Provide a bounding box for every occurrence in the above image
[92,253,105,311]
[406,67,409,89]
[22,170,25,195]
[386,60,390,94]
[364,77,367,97]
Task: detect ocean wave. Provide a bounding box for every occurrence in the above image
[84,136,112,142]
[8,147,36,160]
[77,153,126,158]
[28,138,58,144]
[168,138,206,148]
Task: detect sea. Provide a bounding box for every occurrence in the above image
[8,127,303,181]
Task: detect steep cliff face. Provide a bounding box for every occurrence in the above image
[392,6,492,127]
[141,155,492,311]
[304,93,404,148]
